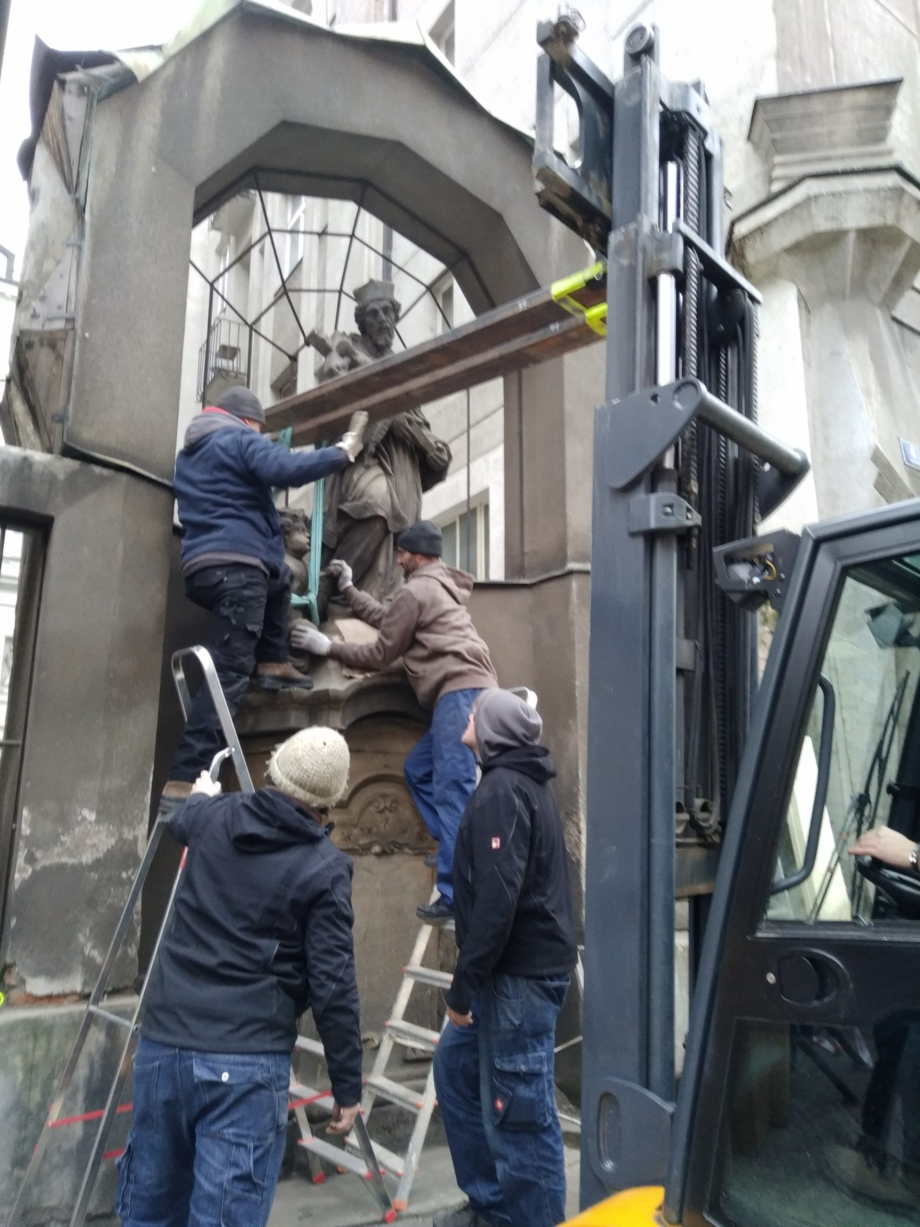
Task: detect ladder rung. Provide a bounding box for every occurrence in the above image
[404,966,453,989]
[294,1035,326,1058]
[384,1019,441,1049]
[345,1134,406,1176]
[298,1136,372,1178]
[88,1005,132,1030]
[365,1074,425,1112]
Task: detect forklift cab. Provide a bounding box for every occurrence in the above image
[572,496,920,1226]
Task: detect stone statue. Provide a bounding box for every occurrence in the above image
[308,279,451,615]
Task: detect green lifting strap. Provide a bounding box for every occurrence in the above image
[278,426,323,624]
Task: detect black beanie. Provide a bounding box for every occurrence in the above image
[217,386,266,424]
[397,520,443,557]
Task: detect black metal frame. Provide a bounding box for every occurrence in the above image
[669,503,920,1224]
[192,184,462,405]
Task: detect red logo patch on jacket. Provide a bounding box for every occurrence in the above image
[491,837,501,849]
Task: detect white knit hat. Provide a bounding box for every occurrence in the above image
[267,727,350,809]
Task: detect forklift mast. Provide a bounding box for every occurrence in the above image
[533,17,809,1205]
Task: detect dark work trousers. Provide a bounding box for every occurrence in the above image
[434,973,570,1227]
[168,564,290,782]
[116,1038,290,1227]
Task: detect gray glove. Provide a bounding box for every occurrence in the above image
[337,411,368,463]
[328,559,354,592]
[290,622,332,656]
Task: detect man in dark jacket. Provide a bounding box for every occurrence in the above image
[161,387,365,808]
[432,689,578,1227]
[117,726,362,1227]
[291,520,497,922]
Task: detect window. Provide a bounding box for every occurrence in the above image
[766,552,920,924]
[284,196,306,278]
[439,502,489,580]
[429,0,454,64]
[0,637,11,689]
[435,277,454,334]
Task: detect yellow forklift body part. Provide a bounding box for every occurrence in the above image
[562,1186,666,1226]
[551,260,609,337]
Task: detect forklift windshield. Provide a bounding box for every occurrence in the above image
[766,550,920,927]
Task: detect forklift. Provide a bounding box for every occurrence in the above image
[536,17,920,1227]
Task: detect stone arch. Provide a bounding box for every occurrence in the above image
[66,3,583,481]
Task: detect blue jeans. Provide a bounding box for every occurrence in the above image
[169,564,292,782]
[434,973,570,1227]
[404,688,481,905]
[116,1039,290,1227]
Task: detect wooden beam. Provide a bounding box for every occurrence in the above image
[264,278,605,444]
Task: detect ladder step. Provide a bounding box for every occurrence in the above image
[384,1019,441,1050]
[345,1135,406,1177]
[365,1074,425,1112]
[298,1136,373,1178]
[87,1005,132,1030]
[294,1035,326,1058]
[404,966,453,989]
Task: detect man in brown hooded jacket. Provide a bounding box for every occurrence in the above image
[291,520,497,921]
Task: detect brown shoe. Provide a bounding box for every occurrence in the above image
[161,780,194,799]
[253,662,314,692]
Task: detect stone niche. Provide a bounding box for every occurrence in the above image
[236,669,443,1046]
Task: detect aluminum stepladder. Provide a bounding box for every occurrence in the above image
[293,888,451,1212]
[7,646,393,1227]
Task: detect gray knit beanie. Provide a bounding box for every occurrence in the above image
[267,727,350,809]
[217,385,266,425]
[397,520,443,557]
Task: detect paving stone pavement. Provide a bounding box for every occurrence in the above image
[268,1140,581,1227]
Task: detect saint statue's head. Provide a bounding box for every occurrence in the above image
[354,280,401,357]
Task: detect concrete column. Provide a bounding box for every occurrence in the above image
[731,169,920,520]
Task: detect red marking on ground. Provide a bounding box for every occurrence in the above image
[103,1148,125,1161]
[48,1103,132,1129]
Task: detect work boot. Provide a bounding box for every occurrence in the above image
[424,851,438,868]
[433,1204,498,1227]
[823,1145,915,1211]
[417,895,454,925]
[252,662,314,692]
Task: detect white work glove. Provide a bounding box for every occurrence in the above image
[337,411,368,463]
[291,622,332,656]
[328,559,354,592]
[191,770,222,797]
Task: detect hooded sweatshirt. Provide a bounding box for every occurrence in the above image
[329,561,497,709]
[141,787,363,1106]
[446,689,578,1014]
[173,410,348,575]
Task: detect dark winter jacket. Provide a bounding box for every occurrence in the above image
[331,562,497,710]
[141,787,363,1106]
[174,411,348,574]
[446,744,578,1014]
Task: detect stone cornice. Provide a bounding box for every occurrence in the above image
[729,167,920,307]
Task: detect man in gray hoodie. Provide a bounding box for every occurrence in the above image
[292,520,497,921]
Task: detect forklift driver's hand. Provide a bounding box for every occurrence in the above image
[191,771,222,797]
[446,1005,473,1028]
[326,1102,360,1135]
[291,622,332,656]
[849,827,916,870]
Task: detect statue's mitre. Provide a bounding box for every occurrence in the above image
[354,279,397,307]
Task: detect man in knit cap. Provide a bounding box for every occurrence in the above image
[432,689,578,1227]
[291,519,497,923]
[117,727,362,1227]
[160,385,367,811]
